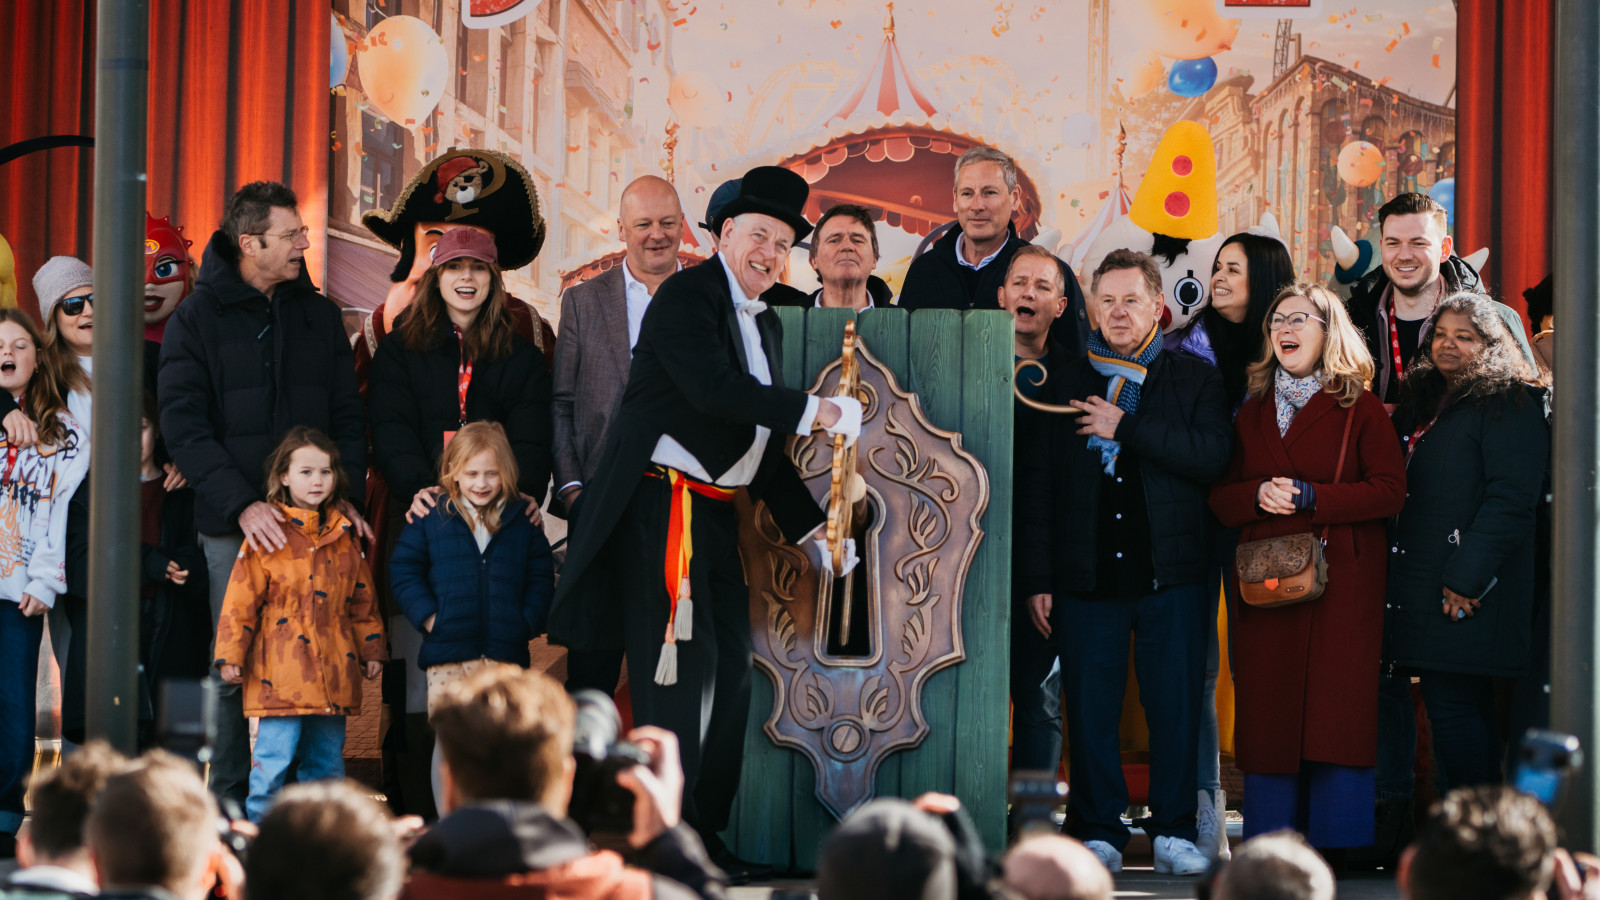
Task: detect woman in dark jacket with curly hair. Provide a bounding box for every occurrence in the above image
[1388,291,1548,790]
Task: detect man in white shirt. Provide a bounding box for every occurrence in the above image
[548,167,860,882]
[551,175,685,695]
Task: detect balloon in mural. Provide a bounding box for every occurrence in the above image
[1429,178,1456,228]
[1121,51,1166,100]
[1140,0,1241,60]
[668,71,728,128]
[1061,112,1099,149]
[1337,141,1386,187]
[331,14,349,89]
[361,15,449,125]
[1167,57,1218,97]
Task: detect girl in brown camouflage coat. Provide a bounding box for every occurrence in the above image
[215,427,386,821]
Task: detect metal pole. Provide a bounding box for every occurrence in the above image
[1552,0,1600,853]
[86,0,149,753]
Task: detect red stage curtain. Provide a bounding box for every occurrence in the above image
[1456,0,1554,330]
[1,2,328,316]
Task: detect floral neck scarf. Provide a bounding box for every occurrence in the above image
[1274,367,1323,436]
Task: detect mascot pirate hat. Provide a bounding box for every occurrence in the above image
[362,147,547,272]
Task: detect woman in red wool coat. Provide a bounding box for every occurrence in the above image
[1208,282,1405,850]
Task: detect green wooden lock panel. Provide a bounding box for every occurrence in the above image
[727,307,1014,870]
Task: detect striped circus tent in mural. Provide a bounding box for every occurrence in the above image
[817,8,939,125]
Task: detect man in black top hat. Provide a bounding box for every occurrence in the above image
[549,166,861,879]
[701,177,811,307]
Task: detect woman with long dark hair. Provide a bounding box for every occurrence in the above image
[1387,292,1547,790]
[368,227,552,516]
[1171,231,1295,859]
[1173,232,1296,410]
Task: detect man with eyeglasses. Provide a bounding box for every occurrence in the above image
[157,180,370,808]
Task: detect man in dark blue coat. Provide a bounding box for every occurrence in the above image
[157,181,368,806]
[548,168,860,881]
[1017,250,1232,877]
[899,147,1088,352]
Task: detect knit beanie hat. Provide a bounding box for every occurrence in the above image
[33,256,94,323]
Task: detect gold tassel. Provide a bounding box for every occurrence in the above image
[674,578,693,641]
[654,641,678,686]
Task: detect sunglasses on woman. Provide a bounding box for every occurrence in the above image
[59,295,93,317]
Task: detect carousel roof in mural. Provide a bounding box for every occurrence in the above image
[715,4,1048,240]
[816,7,939,126]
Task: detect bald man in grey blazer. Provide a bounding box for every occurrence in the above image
[552,174,685,694]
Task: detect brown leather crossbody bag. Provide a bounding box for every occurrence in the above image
[1234,407,1354,608]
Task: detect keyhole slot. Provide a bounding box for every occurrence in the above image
[823,494,877,659]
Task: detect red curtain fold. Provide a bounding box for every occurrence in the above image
[2,2,328,317]
[1,5,96,319]
[1456,0,1554,330]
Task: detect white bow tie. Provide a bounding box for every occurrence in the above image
[734,298,768,317]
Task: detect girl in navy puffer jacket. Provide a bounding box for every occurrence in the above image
[388,422,554,728]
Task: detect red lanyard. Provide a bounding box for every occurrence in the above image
[1405,413,1440,464]
[1387,296,1406,385]
[454,328,473,426]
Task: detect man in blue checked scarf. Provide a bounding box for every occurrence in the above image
[1014,249,1234,877]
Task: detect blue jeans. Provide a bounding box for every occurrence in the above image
[1055,584,1206,851]
[0,603,42,834]
[1011,595,1062,773]
[248,715,346,822]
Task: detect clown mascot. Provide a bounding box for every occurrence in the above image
[355,147,552,818]
[143,212,196,342]
[1080,121,1225,333]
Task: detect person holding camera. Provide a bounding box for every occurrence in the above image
[401,666,727,900]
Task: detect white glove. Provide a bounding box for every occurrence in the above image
[813,537,860,578]
[824,396,862,448]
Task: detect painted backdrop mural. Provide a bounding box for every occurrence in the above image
[327,0,1457,323]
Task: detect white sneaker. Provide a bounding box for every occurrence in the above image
[1085,839,1123,873]
[1196,789,1232,862]
[1154,835,1209,875]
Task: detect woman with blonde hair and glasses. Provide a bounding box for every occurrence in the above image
[1208,282,1406,852]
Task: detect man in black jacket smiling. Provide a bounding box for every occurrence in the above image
[157,180,368,806]
[1017,250,1232,877]
[899,147,1088,350]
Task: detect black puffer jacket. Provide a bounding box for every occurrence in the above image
[158,232,366,535]
[1386,386,1549,678]
[1016,349,1233,596]
[367,313,553,506]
